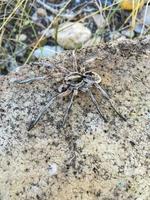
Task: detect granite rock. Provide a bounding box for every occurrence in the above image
[0,37,150,200]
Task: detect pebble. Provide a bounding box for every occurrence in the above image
[134,24,144,34]
[32,8,47,23]
[16,34,27,42]
[51,22,91,49]
[109,31,122,40]
[93,14,107,28]
[37,8,47,17]
[48,163,57,176]
[33,45,63,58]
[121,28,135,38]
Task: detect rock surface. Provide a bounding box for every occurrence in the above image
[0,37,150,200]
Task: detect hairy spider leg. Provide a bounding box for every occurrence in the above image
[14,76,47,84]
[72,50,86,73]
[62,89,77,126]
[14,73,66,84]
[72,50,78,72]
[95,83,126,121]
[28,90,72,131]
[87,89,107,122]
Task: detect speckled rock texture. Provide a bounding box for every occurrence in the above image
[0,37,150,200]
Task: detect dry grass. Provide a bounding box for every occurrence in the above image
[0,0,148,74]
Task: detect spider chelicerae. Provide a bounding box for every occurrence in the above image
[14,59,126,131]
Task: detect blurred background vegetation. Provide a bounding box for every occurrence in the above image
[0,0,149,75]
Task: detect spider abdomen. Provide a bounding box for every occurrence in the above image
[83,71,101,84]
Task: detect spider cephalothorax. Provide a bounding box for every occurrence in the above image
[15,67,126,131]
[62,71,101,91]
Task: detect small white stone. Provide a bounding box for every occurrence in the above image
[9,78,18,83]
[33,45,63,58]
[134,24,144,34]
[16,34,27,42]
[52,22,91,49]
[93,14,107,28]
[32,12,38,22]
[48,163,57,176]
[37,8,47,17]
[121,29,134,38]
[109,31,122,40]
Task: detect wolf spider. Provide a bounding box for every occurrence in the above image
[14,58,126,131]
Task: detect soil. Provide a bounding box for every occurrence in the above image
[0,37,150,200]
